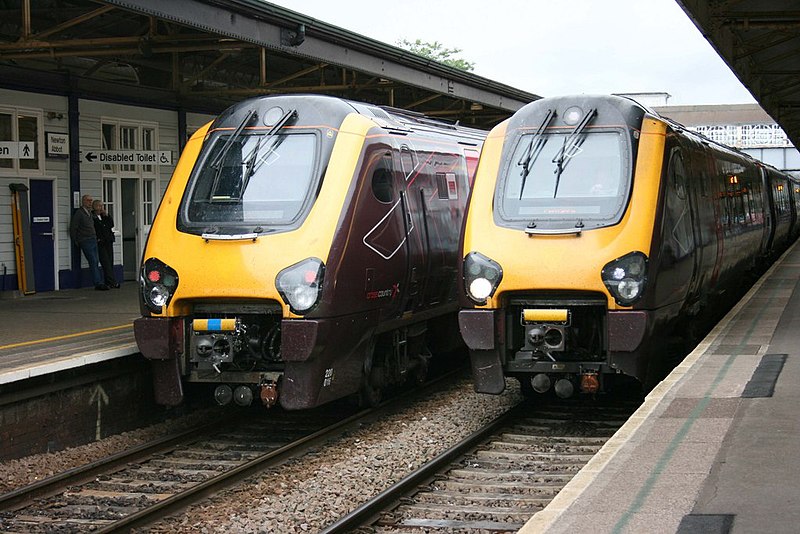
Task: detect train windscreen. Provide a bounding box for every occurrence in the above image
[497,130,630,229]
[183,132,318,230]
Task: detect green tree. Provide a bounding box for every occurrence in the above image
[397,39,475,72]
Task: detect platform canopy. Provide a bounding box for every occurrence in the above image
[0,0,540,127]
[678,0,800,148]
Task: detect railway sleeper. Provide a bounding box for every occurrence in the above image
[434,479,567,495]
[490,440,604,454]
[394,502,536,522]
[28,504,139,519]
[414,491,553,508]
[498,433,609,446]
[461,458,586,472]
[475,449,598,462]
[378,517,526,532]
[62,488,172,503]
[85,479,190,493]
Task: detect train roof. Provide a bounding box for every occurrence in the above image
[212,93,486,145]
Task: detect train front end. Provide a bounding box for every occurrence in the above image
[134,95,371,409]
[459,95,667,397]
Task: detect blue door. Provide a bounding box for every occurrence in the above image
[29,179,55,292]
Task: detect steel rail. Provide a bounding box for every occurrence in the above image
[94,368,465,533]
[319,401,527,534]
[0,414,238,512]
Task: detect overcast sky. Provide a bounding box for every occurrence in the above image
[268,0,756,106]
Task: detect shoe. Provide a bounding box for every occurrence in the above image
[112,283,121,288]
[95,284,110,291]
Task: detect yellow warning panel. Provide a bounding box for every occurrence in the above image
[522,309,569,324]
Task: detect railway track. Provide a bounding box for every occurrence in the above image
[0,368,465,533]
[0,405,356,533]
[324,397,639,533]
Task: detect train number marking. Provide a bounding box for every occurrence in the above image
[323,368,334,387]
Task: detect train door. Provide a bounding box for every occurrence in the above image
[396,144,429,312]
[29,179,56,291]
[121,178,139,280]
[759,167,776,257]
[362,147,410,320]
[663,147,696,303]
[422,151,466,307]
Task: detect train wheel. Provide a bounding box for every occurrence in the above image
[411,348,431,386]
[360,346,383,408]
[360,372,382,407]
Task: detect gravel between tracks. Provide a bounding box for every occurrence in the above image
[1,378,521,532]
[152,378,521,534]
[0,408,221,494]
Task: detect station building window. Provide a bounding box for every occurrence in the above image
[100,119,160,217]
[0,107,44,175]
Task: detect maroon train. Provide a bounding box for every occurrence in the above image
[134,95,485,409]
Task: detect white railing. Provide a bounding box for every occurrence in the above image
[689,123,792,149]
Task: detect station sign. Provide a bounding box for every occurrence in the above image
[46,132,69,158]
[82,150,173,165]
[0,141,35,159]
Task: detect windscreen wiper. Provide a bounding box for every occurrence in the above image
[551,108,597,198]
[208,108,257,199]
[240,109,297,195]
[517,108,555,199]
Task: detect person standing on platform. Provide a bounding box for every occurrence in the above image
[92,199,120,289]
[70,194,108,290]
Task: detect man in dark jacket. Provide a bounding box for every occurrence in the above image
[69,194,108,290]
[92,199,119,288]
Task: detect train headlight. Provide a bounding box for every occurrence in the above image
[276,257,325,314]
[140,258,179,314]
[601,252,648,306]
[464,252,503,305]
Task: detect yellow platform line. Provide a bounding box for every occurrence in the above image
[0,324,133,351]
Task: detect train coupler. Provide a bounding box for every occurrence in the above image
[260,381,279,408]
[580,370,600,394]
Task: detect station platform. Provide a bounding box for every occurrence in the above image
[0,283,140,385]
[524,241,800,534]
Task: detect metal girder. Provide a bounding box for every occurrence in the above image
[102,0,536,112]
[677,0,800,149]
[29,5,116,41]
[0,0,537,127]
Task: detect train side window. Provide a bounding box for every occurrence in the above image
[669,151,687,200]
[436,172,458,200]
[399,145,417,181]
[371,153,395,203]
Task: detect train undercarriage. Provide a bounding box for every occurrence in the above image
[136,303,450,410]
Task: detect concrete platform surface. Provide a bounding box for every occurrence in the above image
[521,243,800,534]
[0,283,140,384]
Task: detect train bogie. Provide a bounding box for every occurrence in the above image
[134,95,484,409]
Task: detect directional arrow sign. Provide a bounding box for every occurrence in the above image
[89,384,109,441]
[81,150,173,165]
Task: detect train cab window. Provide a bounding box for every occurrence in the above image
[371,153,395,203]
[497,130,630,230]
[183,132,318,229]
